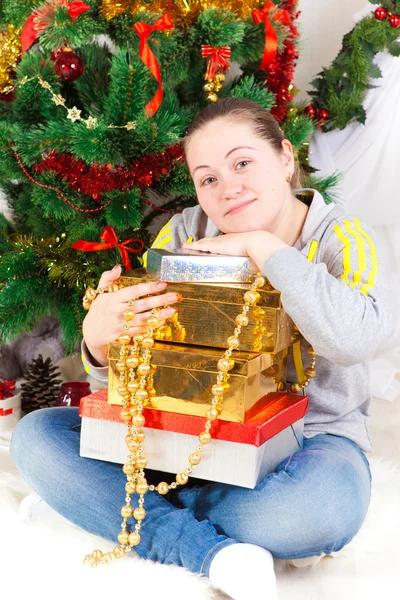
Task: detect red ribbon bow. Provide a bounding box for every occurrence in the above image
[21,0,91,53]
[201,45,231,81]
[134,15,174,118]
[252,1,291,71]
[71,226,144,271]
[0,378,16,401]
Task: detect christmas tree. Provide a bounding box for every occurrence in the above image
[0,0,317,354]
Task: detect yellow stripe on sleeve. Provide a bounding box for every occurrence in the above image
[353,218,378,296]
[307,240,319,263]
[333,224,352,285]
[343,219,366,287]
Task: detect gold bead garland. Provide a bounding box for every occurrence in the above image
[83,271,268,567]
[82,272,317,566]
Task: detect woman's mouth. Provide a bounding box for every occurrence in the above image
[225,199,256,216]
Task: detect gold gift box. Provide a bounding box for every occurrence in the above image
[108,342,287,423]
[119,269,297,354]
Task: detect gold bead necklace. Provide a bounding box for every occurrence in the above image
[82,272,316,566]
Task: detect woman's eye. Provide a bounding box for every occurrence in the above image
[201,177,216,186]
[236,160,250,169]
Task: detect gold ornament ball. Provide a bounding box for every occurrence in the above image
[128,532,141,546]
[156,482,170,495]
[235,314,249,327]
[308,347,316,356]
[105,552,115,563]
[122,463,135,475]
[137,363,151,376]
[117,385,128,397]
[135,456,148,469]
[123,309,135,321]
[213,82,223,92]
[176,472,189,485]
[203,82,214,92]
[290,383,302,393]
[217,358,231,372]
[147,316,159,329]
[127,356,139,369]
[215,73,226,83]
[254,275,267,288]
[207,92,218,103]
[136,479,149,495]
[108,283,120,293]
[116,360,127,372]
[305,367,316,378]
[136,430,145,443]
[135,388,148,401]
[199,431,211,444]
[189,452,201,465]
[113,545,125,558]
[86,288,97,301]
[92,549,103,560]
[121,504,133,519]
[212,384,225,396]
[126,437,140,451]
[133,507,146,521]
[127,381,139,393]
[277,381,287,392]
[83,300,91,310]
[125,481,136,494]
[120,409,132,422]
[206,407,218,421]
[244,290,260,305]
[227,335,240,349]
[118,531,129,545]
[118,333,131,345]
[132,414,145,428]
[141,335,154,348]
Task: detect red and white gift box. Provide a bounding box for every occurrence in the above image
[79,390,308,488]
[0,390,21,432]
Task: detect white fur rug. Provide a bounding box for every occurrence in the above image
[1,456,400,600]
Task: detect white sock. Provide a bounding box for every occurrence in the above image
[19,491,61,522]
[208,542,278,600]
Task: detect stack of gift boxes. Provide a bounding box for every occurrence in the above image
[79,249,309,489]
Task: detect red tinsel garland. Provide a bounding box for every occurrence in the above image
[262,0,300,122]
[32,145,183,201]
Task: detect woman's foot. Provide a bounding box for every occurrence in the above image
[208,542,278,600]
[19,491,61,522]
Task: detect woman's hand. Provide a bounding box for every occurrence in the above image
[82,265,181,366]
[182,231,287,271]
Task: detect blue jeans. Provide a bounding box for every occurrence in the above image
[10,407,371,577]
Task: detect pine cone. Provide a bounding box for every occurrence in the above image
[21,355,62,414]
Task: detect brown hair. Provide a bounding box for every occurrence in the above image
[182,97,301,189]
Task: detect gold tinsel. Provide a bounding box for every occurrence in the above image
[0,24,21,95]
[100,0,266,27]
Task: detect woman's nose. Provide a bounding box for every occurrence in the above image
[222,180,244,200]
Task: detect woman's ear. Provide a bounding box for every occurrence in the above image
[280,139,295,174]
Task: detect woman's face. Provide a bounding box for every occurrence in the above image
[185,118,295,234]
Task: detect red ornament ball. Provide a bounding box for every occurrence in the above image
[304,105,316,119]
[319,109,330,121]
[54,51,84,81]
[0,90,16,103]
[389,14,400,28]
[374,7,388,21]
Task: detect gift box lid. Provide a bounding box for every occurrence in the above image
[79,390,308,447]
[121,269,283,308]
[108,341,274,376]
[146,248,257,283]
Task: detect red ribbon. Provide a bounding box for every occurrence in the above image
[252,1,291,71]
[0,378,16,401]
[21,0,91,53]
[71,226,144,271]
[134,15,174,118]
[201,45,231,81]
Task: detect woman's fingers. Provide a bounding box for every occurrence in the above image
[114,280,169,303]
[126,292,182,316]
[97,265,122,290]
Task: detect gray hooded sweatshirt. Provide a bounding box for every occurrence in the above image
[82,189,393,453]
